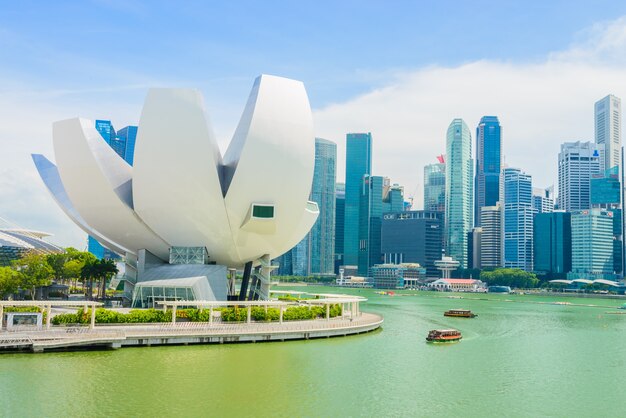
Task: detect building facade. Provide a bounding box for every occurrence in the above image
[468,227,482,270]
[474,116,502,227]
[334,182,345,273]
[380,210,443,278]
[533,212,572,276]
[358,175,384,275]
[445,118,473,268]
[369,263,426,289]
[344,133,372,266]
[503,168,533,271]
[570,209,615,279]
[557,141,600,211]
[480,204,502,268]
[594,94,621,172]
[590,166,622,276]
[308,138,337,275]
[424,158,446,213]
[532,187,554,213]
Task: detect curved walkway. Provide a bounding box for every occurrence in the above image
[0,312,383,353]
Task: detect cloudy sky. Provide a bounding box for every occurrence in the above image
[2,1,626,248]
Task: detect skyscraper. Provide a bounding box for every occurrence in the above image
[570,209,614,280]
[334,182,345,273]
[445,119,473,268]
[532,187,554,214]
[480,204,502,268]
[358,175,384,275]
[557,141,600,211]
[503,168,533,271]
[90,119,138,259]
[474,116,502,226]
[424,156,446,212]
[590,166,622,276]
[533,211,572,276]
[344,133,372,267]
[595,94,621,172]
[309,138,337,275]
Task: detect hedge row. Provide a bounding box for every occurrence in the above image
[50,304,344,325]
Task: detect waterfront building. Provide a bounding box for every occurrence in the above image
[344,133,372,266]
[503,168,533,271]
[557,141,600,211]
[369,263,426,289]
[480,204,502,268]
[434,256,460,279]
[468,227,482,270]
[595,94,622,172]
[358,175,384,275]
[334,182,345,273]
[474,116,502,227]
[33,75,321,302]
[380,210,443,278]
[0,229,63,266]
[428,278,486,292]
[424,156,446,212]
[590,166,622,276]
[532,187,554,214]
[445,118,473,268]
[569,209,615,280]
[533,211,572,276]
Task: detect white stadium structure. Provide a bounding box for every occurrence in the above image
[33,75,319,304]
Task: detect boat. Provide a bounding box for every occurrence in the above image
[426,329,462,343]
[444,309,477,318]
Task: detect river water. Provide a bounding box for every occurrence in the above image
[2,287,626,417]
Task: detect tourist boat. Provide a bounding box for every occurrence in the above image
[426,329,462,343]
[444,309,477,318]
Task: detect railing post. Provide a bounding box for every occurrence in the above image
[172,305,177,324]
[46,305,51,329]
[90,304,96,329]
[0,304,4,330]
[326,303,330,321]
[209,307,213,325]
[279,305,284,324]
[247,306,251,324]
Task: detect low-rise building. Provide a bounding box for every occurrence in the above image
[428,278,486,292]
[369,263,426,289]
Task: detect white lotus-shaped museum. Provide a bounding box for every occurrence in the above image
[33,75,319,274]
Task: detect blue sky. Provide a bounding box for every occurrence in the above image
[3,1,626,247]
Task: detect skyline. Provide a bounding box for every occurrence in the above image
[4,4,626,248]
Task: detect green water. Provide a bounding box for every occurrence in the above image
[2,288,626,418]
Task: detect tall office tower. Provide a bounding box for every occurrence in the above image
[474,116,502,226]
[468,228,482,269]
[358,175,384,275]
[381,210,443,278]
[424,156,446,212]
[503,168,534,271]
[480,204,502,268]
[557,141,601,211]
[570,209,615,280]
[334,183,345,273]
[117,126,138,166]
[533,212,572,277]
[445,119,473,268]
[90,120,138,259]
[532,186,554,214]
[595,94,621,172]
[591,166,622,276]
[344,133,372,266]
[308,138,337,275]
[383,181,404,213]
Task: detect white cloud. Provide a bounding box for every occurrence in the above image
[313,16,626,208]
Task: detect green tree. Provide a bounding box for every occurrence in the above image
[12,252,54,299]
[480,268,539,289]
[0,266,20,299]
[46,253,68,282]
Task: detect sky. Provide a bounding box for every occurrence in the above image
[2,0,626,248]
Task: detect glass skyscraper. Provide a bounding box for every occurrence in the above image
[570,209,615,279]
[424,158,445,212]
[358,175,384,275]
[533,211,572,276]
[309,138,336,275]
[445,119,473,268]
[503,168,533,271]
[474,116,502,226]
[344,133,372,267]
[334,183,345,273]
[594,94,621,172]
[89,119,138,259]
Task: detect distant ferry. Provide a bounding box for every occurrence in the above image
[426,329,462,343]
[444,309,477,318]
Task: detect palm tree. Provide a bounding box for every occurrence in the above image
[97,259,119,300]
